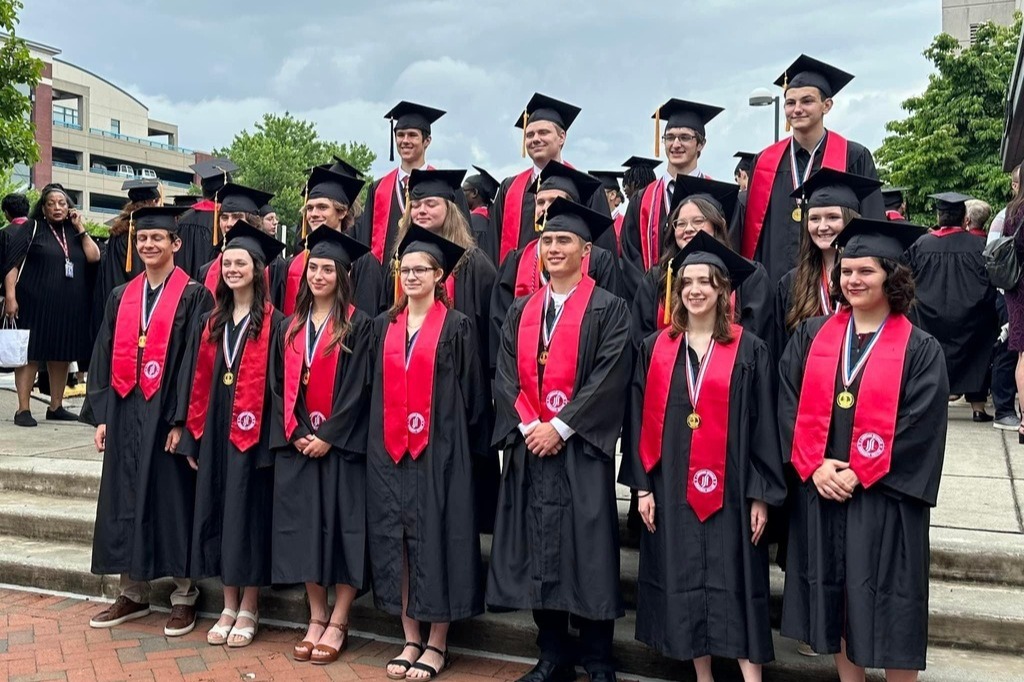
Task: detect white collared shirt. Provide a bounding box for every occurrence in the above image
[396,162,428,208]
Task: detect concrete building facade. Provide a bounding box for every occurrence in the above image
[942,0,1024,48]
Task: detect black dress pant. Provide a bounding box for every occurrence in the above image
[992,294,1019,420]
[533,609,614,672]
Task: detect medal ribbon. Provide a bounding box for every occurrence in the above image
[789,135,826,191]
[305,312,331,371]
[140,281,165,336]
[684,333,716,415]
[841,315,887,391]
[222,314,251,372]
[819,267,837,316]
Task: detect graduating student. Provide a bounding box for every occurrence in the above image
[490,93,614,265]
[620,99,724,300]
[775,169,882,357]
[905,192,998,421]
[176,158,238,278]
[268,227,374,665]
[630,176,773,351]
[883,187,909,221]
[734,152,755,191]
[175,223,285,648]
[84,206,214,637]
[779,218,947,678]
[356,102,471,263]
[590,170,627,254]
[736,55,885,283]
[197,184,274,296]
[369,228,489,681]
[622,156,661,200]
[489,198,632,682]
[463,165,500,263]
[621,232,785,681]
[278,167,382,316]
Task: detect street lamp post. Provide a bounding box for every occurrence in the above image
[748,88,780,143]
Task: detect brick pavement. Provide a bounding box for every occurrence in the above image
[0,588,537,682]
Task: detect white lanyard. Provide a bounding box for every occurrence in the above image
[841,316,887,389]
[684,333,716,410]
[819,267,838,315]
[222,314,251,370]
[140,282,165,333]
[305,313,331,368]
[542,285,576,347]
[789,135,826,191]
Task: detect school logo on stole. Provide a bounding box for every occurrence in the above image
[693,469,719,494]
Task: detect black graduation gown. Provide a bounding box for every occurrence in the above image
[91,232,143,342]
[268,254,288,310]
[273,252,384,318]
[174,207,219,280]
[628,263,774,352]
[773,268,797,364]
[777,317,948,670]
[489,172,616,266]
[175,310,286,587]
[490,244,622,369]
[905,231,998,394]
[84,278,214,580]
[487,286,632,621]
[733,132,884,284]
[619,188,667,304]
[471,210,497,265]
[367,310,488,622]
[619,331,785,664]
[268,310,373,587]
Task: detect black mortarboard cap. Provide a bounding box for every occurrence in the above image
[328,155,363,178]
[397,225,466,281]
[172,195,199,208]
[464,165,500,203]
[190,158,238,194]
[384,101,446,162]
[221,221,286,264]
[516,93,582,132]
[672,230,756,288]
[408,169,466,202]
[589,170,624,193]
[528,161,603,205]
[833,217,925,261]
[131,205,188,232]
[306,227,371,270]
[622,156,663,170]
[775,54,854,98]
[669,176,741,225]
[882,187,908,211]
[122,179,161,203]
[929,191,973,212]
[539,196,612,243]
[791,169,882,211]
[305,166,366,206]
[733,151,756,175]
[653,99,724,141]
[258,204,275,217]
[217,183,274,215]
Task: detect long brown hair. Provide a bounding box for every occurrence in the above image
[393,199,476,276]
[668,262,736,344]
[1005,160,1024,233]
[656,196,729,291]
[785,206,860,332]
[386,252,452,322]
[208,251,269,343]
[285,257,355,354]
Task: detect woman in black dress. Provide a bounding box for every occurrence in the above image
[269,227,374,666]
[176,223,286,648]
[3,183,100,426]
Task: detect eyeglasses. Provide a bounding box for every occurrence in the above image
[399,266,436,279]
[663,133,699,146]
[673,217,708,230]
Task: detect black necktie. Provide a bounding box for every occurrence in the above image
[667,179,676,199]
[545,301,558,330]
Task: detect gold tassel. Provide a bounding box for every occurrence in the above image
[125,211,134,273]
[654,107,661,158]
[663,261,672,326]
[157,183,165,207]
[392,255,401,304]
[783,71,791,133]
[389,117,396,163]
[533,176,544,232]
[212,190,221,246]
[521,111,529,158]
[300,186,309,240]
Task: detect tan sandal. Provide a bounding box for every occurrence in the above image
[293,618,328,662]
[311,621,349,665]
[206,608,237,646]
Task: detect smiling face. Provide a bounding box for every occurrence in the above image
[807,205,847,251]
[525,120,566,166]
[784,86,832,133]
[839,256,887,311]
[410,197,448,231]
[663,126,704,169]
[220,247,255,291]
[306,256,339,299]
[395,128,430,164]
[672,201,716,249]
[680,263,720,318]
[305,197,347,231]
[399,251,442,302]
[134,229,181,268]
[539,230,589,278]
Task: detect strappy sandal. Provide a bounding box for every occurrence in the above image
[406,645,451,680]
[293,618,328,662]
[226,609,259,648]
[206,608,237,645]
[387,641,425,680]
[311,621,349,665]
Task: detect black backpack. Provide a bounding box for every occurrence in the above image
[984,234,1021,290]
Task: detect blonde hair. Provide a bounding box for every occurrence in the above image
[393,198,476,273]
[302,197,355,232]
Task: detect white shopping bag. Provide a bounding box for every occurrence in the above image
[0,316,29,368]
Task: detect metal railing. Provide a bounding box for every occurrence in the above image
[52,118,83,130]
[89,166,133,179]
[87,127,194,154]
[52,161,82,171]
[87,206,120,215]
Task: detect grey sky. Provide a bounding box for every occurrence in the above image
[21,0,940,181]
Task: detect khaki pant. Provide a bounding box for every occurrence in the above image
[118,574,198,606]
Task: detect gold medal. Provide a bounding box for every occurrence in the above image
[222,371,234,386]
[836,390,855,409]
[302,369,310,386]
[791,206,802,222]
[686,412,701,430]
[538,350,548,366]
[138,335,147,348]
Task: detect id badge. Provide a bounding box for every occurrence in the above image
[65,259,74,279]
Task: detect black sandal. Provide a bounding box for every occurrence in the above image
[406,644,450,680]
[387,641,425,680]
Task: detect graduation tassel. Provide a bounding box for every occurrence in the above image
[124,211,134,274]
[300,186,310,240]
[534,177,544,232]
[212,189,221,246]
[663,261,672,326]
[654,108,660,158]
[392,255,401,304]
[521,111,529,158]
[157,182,165,207]
[389,117,396,163]
[783,72,791,133]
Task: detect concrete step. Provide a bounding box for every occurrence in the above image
[0,455,102,499]
[0,533,1022,664]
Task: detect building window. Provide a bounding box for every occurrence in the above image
[969,23,980,45]
[111,119,120,134]
[52,104,79,127]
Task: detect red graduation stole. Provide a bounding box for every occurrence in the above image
[790,310,912,489]
[637,326,743,521]
[382,299,448,463]
[111,268,191,400]
[931,226,962,238]
[371,169,400,263]
[192,200,216,212]
[500,169,534,265]
[885,210,905,222]
[283,253,306,316]
[203,254,271,297]
[282,307,352,439]
[471,206,489,220]
[185,302,274,451]
[613,213,624,256]
[513,239,591,298]
[638,180,665,271]
[740,132,848,259]
[444,275,456,308]
[514,276,596,424]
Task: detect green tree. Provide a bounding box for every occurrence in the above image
[0,0,43,167]
[875,14,1022,217]
[212,112,375,243]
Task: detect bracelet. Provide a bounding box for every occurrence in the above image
[637,491,652,498]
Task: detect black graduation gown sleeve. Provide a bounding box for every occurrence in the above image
[630,268,662,351]
[174,209,218,279]
[773,268,796,364]
[471,210,497,265]
[589,245,623,298]
[269,255,288,311]
[489,246,521,370]
[619,197,649,303]
[737,262,776,355]
[80,286,121,427]
[351,252,385,317]
[487,177,514,266]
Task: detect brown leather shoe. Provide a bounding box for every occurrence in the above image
[89,596,150,628]
[164,604,197,637]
